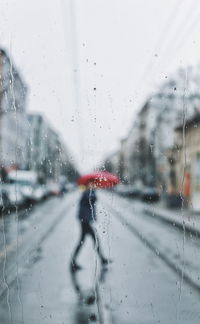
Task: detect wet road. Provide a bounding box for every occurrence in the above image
[0,190,200,323]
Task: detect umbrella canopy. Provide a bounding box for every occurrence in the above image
[77,171,119,188]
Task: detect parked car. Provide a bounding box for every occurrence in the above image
[0,184,10,209]
[2,183,25,208]
[141,187,160,202]
[7,170,38,205]
[47,183,60,196]
[127,186,141,198]
[32,185,48,202]
[114,184,141,198]
[64,182,76,192]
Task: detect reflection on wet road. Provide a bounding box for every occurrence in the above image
[70,264,109,323]
[0,190,200,324]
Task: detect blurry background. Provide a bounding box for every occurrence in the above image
[2,2,200,323]
[1,0,200,173]
[1,0,200,208]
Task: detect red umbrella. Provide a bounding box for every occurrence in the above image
[77,171,119,188]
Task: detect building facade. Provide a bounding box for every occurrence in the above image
[170,114,200,210]
[27,113,77,183]
[0,48,28,173]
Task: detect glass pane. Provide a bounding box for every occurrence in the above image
[0,1,200,323]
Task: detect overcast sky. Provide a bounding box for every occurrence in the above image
[1,0,200,173]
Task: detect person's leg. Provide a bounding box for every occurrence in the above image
[71,223,86,268]
[87,223,107,264]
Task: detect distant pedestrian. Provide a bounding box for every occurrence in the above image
[71,183,108,271]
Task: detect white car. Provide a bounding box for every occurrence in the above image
[3,184,25,207]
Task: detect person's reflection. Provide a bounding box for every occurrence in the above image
[70,265,108,323]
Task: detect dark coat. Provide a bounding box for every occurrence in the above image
[78,189,97,223]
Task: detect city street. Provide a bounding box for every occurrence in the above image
[2,1,200,323]
[0,190,200,324]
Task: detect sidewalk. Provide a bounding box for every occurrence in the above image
[113,190,200,236]
[141,199,200,236]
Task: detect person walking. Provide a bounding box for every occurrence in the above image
[71,184,108,271]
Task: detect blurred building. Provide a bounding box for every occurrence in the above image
[27,114,50,182]
[27,113,78,183]
[0,48,28,174]
[121,68,200,189]
[118,138,130,183]
[104,65,200,190]
[104,150,121,178]
[121,121,140,184]
[168,113,200,210]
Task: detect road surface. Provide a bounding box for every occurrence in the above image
[0,190,200,324]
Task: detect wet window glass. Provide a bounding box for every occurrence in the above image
[1,1,200,323]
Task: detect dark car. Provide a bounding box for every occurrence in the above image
[0,184,11,209]
[141,187,160,202]
[114,184,141,198]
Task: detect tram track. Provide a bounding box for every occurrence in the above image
[101,195,200,294]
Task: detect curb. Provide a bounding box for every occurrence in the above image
[143,205,200,238]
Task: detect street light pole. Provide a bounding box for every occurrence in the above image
[0,50,3,181]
